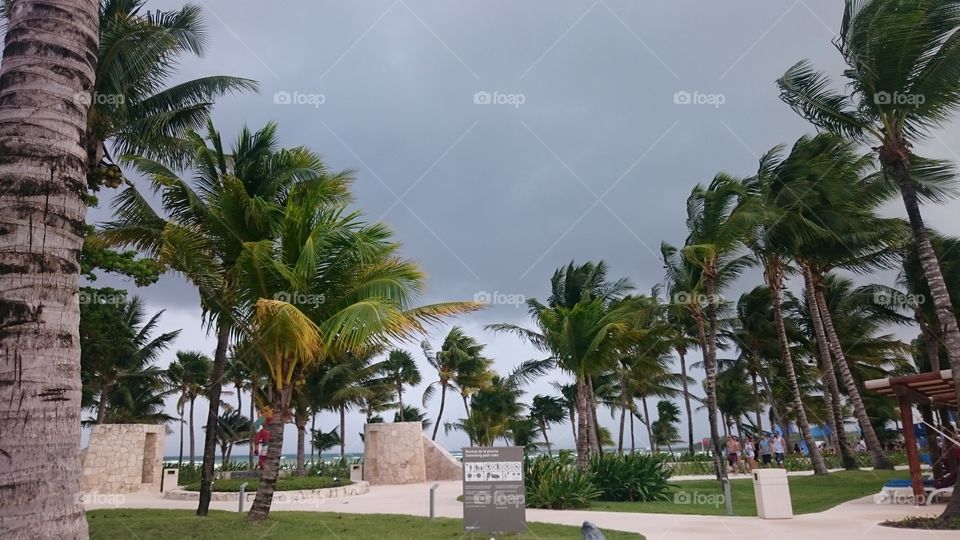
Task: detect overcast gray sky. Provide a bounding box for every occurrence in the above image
[83,0,960,457]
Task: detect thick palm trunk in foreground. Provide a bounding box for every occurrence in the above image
[246,415,285,522]
[766,268,828,475]
[677,348,695,455]
[694,291,727,481]
[197,322,231,515]
[811,277,891,470]
[574,378,591,470]
[0,2,98,537]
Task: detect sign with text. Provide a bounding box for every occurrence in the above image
[462,446,525,534]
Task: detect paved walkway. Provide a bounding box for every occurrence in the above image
[88,480,953,539]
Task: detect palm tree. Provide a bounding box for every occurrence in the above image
[311,427,342,455]
[528,395,567,456]
[679,175,753,480]
[777,6,960,482]
[382,349,422,421]
[394,405,432,431]
[489,261,640,469]
[233,181,476,521]
[652,400,682,454]
[85,0,257,188]
[167,351,212,467]
[422,327,491,440]
[661,245,706,456]
[213,410,250,464]
[101,120,341,514]
[0,1,98,535]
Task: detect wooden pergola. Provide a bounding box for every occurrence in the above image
[865,369,957,504]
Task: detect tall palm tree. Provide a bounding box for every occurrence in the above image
[489,261,640,469]
[422,327,490,440]
[85,0,256,187]
[101,120,342,515]
[167,351,212,467]
[652,400,682,454]
[394,405,432,430]
[679,175,753,480]
[777,6,960,480]
[212,409,250,464]
[382,349,422,421]
[528,394,567,456]
[661,244,706,456]
[0,1,98,535]
[233,181,476,521]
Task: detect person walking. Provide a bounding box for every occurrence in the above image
[759,432,772,468]
[771,432,786,468]
[744,436,758,471]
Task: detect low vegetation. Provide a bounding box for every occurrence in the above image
[185,477,350,492]
[524,452,673,509]
[882,516,960,530]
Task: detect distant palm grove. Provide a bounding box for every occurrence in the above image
[1,0,960,537]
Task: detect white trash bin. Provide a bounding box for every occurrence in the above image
[161,468,179,492]
[350,463,363,482]
[752,468,793,519]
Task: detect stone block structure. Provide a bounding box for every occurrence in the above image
[363,422,462,485]
[81,424,165,494]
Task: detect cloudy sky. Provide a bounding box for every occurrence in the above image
[83,0,960,457]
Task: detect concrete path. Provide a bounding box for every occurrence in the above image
[87,480,955,539]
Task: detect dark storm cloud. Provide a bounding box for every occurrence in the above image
[83,0,959,452]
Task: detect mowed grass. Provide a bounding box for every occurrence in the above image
[87,509,645,539]
[588,469,906,516]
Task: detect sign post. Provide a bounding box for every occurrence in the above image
[462,447,525,534]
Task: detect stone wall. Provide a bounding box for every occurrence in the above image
[422,434,463,481]
[362,422,463,485]
[81,424,165,494]
[363,422,427,485]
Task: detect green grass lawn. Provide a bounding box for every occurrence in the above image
[588,469,906,516]
[86,510,644,539]
[183,476,350,492]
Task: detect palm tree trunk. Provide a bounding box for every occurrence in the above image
[758,371,783,437]
[569,404,578,450]
[462,394,471,417]
[0,2,98,536]
[178,404,185,467]
[574,377,591,470]
[339,406,346,460]
[237,388,242,415]
[431,382,447,440]
[629,411,635,453]
[397,384,405,421]
[295,420,306,476]
[677,349,695,456]
[198,321,231,516]
[811,273,892,470]
[189,396,196,466]
[310,413,316,466]
[586,378,602,455]
[750,372,762,433]
[246,404,287,522]
[642,396,656,452]
[766,265,829,475]
[97,385,111,424]
[698,277,728,482]
[617,405,626,453]
[800,264,856,470]
[539,419,552,456]
[882,150,960,520]
[248,397,255,470]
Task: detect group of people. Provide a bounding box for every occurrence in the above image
[724,432,788,474]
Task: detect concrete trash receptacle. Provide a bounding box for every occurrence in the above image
[752,468,792,519]
[162,468,179,492]
[350,463,363,482]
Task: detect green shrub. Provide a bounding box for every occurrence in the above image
[185,476,350,492]
[524,453,600,509]
[588,453,672,502]
[307,458,350,478]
